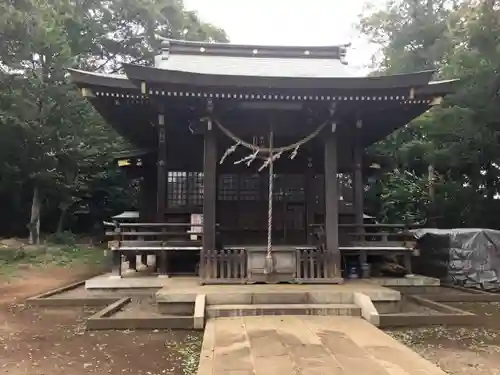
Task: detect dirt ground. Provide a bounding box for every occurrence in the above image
[386,302,500,375]
[4,265,500,375]
[0,265,202,375]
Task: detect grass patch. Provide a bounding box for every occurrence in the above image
[0,244,106,278]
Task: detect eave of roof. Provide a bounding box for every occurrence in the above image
[69,69,136,89]
[415,79,460,95]
[122,63,435,90]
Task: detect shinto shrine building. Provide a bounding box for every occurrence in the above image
[70,39,457,284]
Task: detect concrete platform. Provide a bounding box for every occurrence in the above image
[85,273,166,289]
[86,272,439,291]
[155,277,402,304]
[198,316,447,375]
[368,274,440,287]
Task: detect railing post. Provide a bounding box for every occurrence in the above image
[111,223,122,278]
[158,250,168,278]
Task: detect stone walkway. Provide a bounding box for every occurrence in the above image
[197,316,447,375]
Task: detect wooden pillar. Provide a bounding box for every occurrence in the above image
[158,250,168,277]
[111,250,122,277]
[156,113,168,277]
[324,123,341,279]
[353,119,369,277]
[141,253,148,267]
[202,119,217,278]
[353,119,364,229]
[140,169,157,221]
[128,254,137,271]
[156,113,166,222]
[111,224,122,277]
[305,157,315,244]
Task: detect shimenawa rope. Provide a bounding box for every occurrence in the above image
[200,117,326,275]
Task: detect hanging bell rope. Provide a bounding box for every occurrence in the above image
[264,130,275,274]
[200,116,329,276]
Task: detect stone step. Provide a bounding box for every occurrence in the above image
[206,303,362,318]
[204,291,354,305]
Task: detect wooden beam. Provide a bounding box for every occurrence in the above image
[353,119,368,276]
[353,119,364,229]
[305,156,315,244]
[202,121,217,258]
[156,113,166,222]
[324,122,340,278]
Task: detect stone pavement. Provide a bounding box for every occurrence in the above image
[197,316,447,375]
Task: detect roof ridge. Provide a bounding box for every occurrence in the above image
[159,38,349,61]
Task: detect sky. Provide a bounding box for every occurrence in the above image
[183,0,381,74]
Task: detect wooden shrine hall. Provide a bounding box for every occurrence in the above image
[70,39,458,284]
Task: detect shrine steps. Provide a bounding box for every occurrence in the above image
[153,281,403,328]
[156,291,375,328]
[205,303,362,318]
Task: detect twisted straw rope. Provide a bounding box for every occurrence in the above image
[201,116,327,275]
[201,117,327,154]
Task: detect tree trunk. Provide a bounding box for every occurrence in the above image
[428,164,436,227]
[28,184,41,245]
[56,205,68,233]
[485,162,495,228]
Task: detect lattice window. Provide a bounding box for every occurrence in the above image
[218,174,238,200]
[168,171,204,207]
[272,174,304,202]
[239,174,260,201]
[283,174,305,202]
[168,171,187,207]
[187,172,204,206]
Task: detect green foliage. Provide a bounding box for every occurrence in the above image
[358,0,457,74]
[380,169,431,224]
[45,230,78,245]
[0,0,228,238]
[0,244,106,277]
[360,0,500,228]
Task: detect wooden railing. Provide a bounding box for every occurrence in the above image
[309,223,421,276]
[339,223,420,248]
[200,248,247,284]
[103,221,204,277]
[309,223,421,249]
[104,222,203,250]
[295,247,338,281]
[201,246,339,284]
